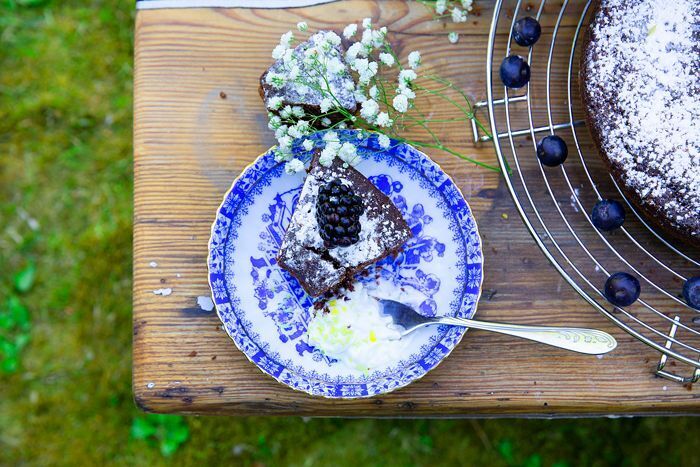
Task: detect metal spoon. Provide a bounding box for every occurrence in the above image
[377,299,617,355]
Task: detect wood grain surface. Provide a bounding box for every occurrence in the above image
[133,0,700,416]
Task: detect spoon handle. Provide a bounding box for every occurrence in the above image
[436,317,617,355]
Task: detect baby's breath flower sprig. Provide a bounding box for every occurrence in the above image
[264,19,497,174]
[415,0,474,43]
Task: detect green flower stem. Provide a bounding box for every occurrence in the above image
[397,108,444,147]
[402,117,469,124]
[415,84,470,119]
[414,0,464,20]
[414,80,508,172]
[422,74,494,140]
[383,43,404,72]
[416,77,493,143]
[403,121,501,172]
[393,136,502,172]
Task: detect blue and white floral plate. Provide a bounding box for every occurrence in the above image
[207,130,483,398]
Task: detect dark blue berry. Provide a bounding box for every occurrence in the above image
[337,237,354,247]
[604,272,641,307]
[513,17,541,47]
[499,55,530,89]
[683,276,700,310]
[591,199,626,231]
[536,135,568,167]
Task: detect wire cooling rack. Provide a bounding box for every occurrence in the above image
[470,0,700,383]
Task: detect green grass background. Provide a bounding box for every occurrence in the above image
[0,1,698,465]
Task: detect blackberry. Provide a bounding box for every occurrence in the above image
[316,179,364,248]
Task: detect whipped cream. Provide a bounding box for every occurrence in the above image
[306,281,423,372]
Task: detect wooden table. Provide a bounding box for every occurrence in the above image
[133,0,700,416]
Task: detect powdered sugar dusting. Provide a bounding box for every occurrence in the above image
[583,0,700,238]
[330,213,383,264]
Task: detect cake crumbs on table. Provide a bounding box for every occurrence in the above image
[197,295,215,311]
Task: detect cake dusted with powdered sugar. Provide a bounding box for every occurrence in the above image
[259,31,358,126]
[276,151,412,297]
[581,0,700,246]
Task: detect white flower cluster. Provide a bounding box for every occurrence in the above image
[346,18,421,131]
[266,19,424,173]
[318,131,361,166]
[431,0,474,42]
[434,0,473,16]
[266,28,356,173]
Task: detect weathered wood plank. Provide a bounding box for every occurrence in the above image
[133,0,700,416]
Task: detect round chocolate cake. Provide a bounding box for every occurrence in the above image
[581,0,700,247]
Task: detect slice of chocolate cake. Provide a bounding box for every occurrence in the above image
[277,151,412,297]
[260,31,358,127]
